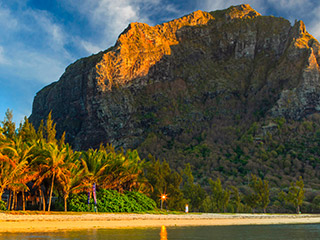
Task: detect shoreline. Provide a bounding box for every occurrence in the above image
[0,213,320,232]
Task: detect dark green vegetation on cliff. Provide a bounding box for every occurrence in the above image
[29,5,320,197]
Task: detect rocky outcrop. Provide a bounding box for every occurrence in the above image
[30,4,320,151]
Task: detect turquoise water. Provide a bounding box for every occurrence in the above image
[0,224,319,239]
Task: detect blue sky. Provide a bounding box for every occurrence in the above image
[1,0,320,124]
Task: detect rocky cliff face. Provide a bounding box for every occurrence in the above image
[30,4,320,153]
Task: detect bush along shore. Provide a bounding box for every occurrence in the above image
[0,110,319,213]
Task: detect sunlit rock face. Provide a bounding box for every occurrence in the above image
[30,4,320,151]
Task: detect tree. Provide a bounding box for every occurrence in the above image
[244,174,269,213]
[81,148,107,190]
[181,164,206,212]
[281,177,305,214]
[244,192,260,213]
[0,152,15,200]
[98,147,147,192]
[145,155,185,210]
[208,177,230,212]
[32,142,68,211]
[45,111,57,144]
[36,120,44,140]
[57,146,88,211]
[258,178,270,213]
[5,137,35,211]
[229,186,242,213]
[18,117,37,144]
[1,109,16,140]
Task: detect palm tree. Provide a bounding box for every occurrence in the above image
[57,146,89,211]
[81,148,111,211]
[32,142,68,211]
[121,149,147,192]
[98,148,125,190]
[100,149,149,193]
[81,148,108,189]
[5,137,35,211]
[0,153,15,200]
[0,133,13,203]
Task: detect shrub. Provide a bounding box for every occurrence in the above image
[0,200,6,211]
[68,190,156,212]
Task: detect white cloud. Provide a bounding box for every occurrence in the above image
[0,46,8,65]
[65,0,158,50]
[80,40,102,55]
[309,22,320,40]
[267,0,312,10]
[308,6,320,41]
[0,3,72,82]
[0,5,19,32]
[14,50,66,84]
[17,8,70,57]
[92,0,139,42]
[32,11,66,50]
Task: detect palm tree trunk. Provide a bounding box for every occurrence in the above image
[48,173,55,212]
[22,191,25,211]
[39,187,45,211]
[14,191,18,210]
[7,190,12,210]
[0,188,3,201]
[11,191,15,210]
[64,194,68,212]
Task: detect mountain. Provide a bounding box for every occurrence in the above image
[30,5,320,188]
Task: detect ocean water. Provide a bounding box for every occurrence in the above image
[0,224,319,240]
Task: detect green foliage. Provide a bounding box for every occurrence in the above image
[68,192,90,212]
[281,176,305,213]
[18,117,37,144]
[244,174,270,213]
[125,191,157,211]
[229,186,243,213]
[0,110,319,213]
[68,190,156,212]
[45,111,57,144]
[182,164,206,211]
[0,200,6,211]
[1,109,16,140]
[204,178,230,213]
[311,195,320,213]
[145,155,185,210]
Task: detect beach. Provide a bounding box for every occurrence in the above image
[0,213,319,232]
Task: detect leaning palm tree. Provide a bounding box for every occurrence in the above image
[0,153,15,200]
[0,134,15,205]
[32,142,68,211]
[5,137,35,210]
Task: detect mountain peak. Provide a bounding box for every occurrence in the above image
[211,4,261,21]
[97,10,214,91]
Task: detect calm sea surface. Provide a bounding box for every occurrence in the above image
[0,224,319,240]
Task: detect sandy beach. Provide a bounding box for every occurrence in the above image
[0,213,319,232]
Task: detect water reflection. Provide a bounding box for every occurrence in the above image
[0,224,319,239]
[160,225,167,240]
